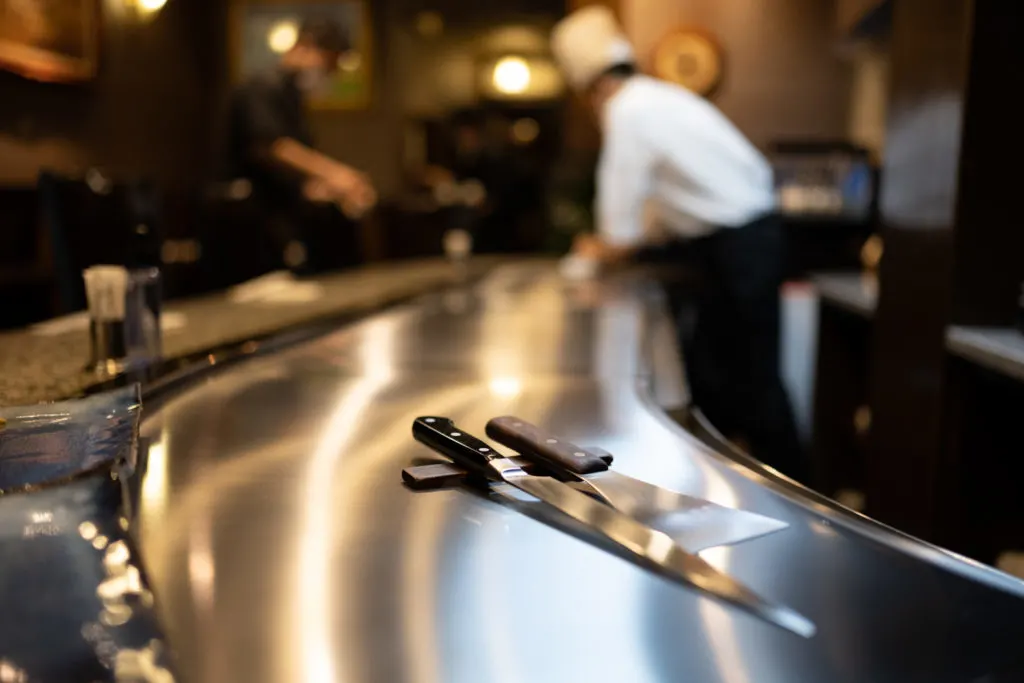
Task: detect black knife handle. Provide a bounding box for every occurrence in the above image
[413,417,506,479]
[486,416,610,476]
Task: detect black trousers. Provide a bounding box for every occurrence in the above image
[646,214,806,480]
[263,201,362,275]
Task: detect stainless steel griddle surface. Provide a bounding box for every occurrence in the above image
[137,263,1024,683]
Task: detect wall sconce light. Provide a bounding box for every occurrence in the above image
[126,0,168,17]
[492,56,531,95]
[267,20,299,54]
[478,54,563,102]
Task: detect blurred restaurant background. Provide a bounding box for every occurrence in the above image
[5,0,1024,572]
[1,0,882,324]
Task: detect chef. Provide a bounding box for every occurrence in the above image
[226,17,376,268]
[552,7,805,479]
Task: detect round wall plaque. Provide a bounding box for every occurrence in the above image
[653,29,723,96]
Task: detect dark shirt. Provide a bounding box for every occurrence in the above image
[226,70,313,210]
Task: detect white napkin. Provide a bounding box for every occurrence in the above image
[559,255,599,281]
[228,271,324,305]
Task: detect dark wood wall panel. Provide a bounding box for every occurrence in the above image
[812,305,873,497]
[950,2,1024,327]
[0,0,230,189]
[864,0,1024,547]
[864,0,972,538]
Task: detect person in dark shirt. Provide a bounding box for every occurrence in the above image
[422,110,529,253]
[226,17,376,245]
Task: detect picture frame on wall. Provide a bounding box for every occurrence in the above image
[232,0,372,110]
[0,0,99,82]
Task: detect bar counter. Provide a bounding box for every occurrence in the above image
[4,260,1024,682]
[132,261,1024,683]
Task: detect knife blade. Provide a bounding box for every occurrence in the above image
[413,416,815,638]
[485,416,788,551]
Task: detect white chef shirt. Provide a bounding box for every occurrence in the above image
[597,76,776,247]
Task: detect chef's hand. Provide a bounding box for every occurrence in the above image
[572,234,634,266]
[573,233,605,259]
[322,162,366,198]
[327,165,379,215]
[303,178,334,203]
[339,175,377,219]
[304,175,377,219]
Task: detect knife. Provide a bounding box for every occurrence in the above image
[413,416,815,638]
[485,416,788,551]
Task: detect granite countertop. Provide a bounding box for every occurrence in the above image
[0,258,501,408]
[811,272,879,319]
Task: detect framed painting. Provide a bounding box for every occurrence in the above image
[232,0,372,110]
[0,0,99,82]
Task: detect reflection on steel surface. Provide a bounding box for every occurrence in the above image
[136,264,1024,682]
[0,472,175,681]
[113,640,176,683]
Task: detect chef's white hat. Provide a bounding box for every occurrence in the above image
[551,6,635,91]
